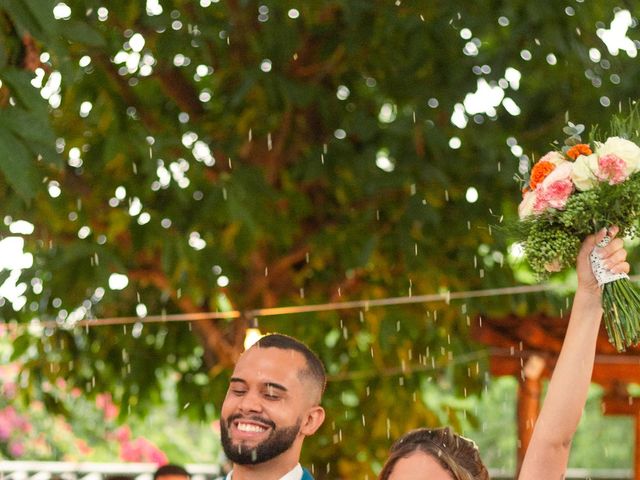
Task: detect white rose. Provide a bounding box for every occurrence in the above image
[571,153,599,191]
[518,190,537,219]
[596,136,640,175]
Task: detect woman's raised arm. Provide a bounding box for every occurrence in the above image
[518,226,630,479]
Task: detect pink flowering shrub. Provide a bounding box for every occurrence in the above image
[0,406,34,459]
[116,426,168,465]
[95,393,119,421]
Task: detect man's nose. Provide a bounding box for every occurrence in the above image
[237,390,263,413]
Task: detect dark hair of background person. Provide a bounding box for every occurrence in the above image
[105,476,135,480]
[254,333,327,399]
[378,427,490,480]
[153,464,190,480]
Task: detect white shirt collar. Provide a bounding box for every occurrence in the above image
[225,463,303,480]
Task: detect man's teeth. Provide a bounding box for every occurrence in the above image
[237,423,267,432]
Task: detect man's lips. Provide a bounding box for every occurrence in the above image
[227,415,275,440]
[235,421,269,433]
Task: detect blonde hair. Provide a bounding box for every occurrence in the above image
[379,427,489,480]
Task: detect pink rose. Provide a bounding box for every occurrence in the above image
[532,191,549,214]
[541,161,573,185]
[535,162,575,211]
[597,154,629,184]
[539,151,567,166]
[543,179,574,209]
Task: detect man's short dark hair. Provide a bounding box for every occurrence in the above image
[153,465,189,480]
[253,333,326,400]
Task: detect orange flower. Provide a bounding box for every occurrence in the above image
[566,143,592,160]
[529,160,555,189]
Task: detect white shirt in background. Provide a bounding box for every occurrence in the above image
[224,463,303,480]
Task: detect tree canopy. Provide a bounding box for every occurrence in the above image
[1,1,639,476]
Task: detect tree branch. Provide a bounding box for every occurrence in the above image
[154,65,205,117]
[128,268,243,368]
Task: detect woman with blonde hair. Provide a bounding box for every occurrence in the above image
[380,227,630,479]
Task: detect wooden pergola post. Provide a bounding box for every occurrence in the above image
[516,355,545,473]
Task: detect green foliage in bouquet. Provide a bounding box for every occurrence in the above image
[515,173,640,275]
[603,278,640,351]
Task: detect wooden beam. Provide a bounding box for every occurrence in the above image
[488,353,640,386]
[516,319,563,352]
[516,356,545,475]
[602,394,640,415]
[473,314,640,357]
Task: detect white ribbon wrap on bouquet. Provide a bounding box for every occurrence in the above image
[590,235,628,287]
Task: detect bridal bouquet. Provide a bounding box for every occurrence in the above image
[514,108,640,351]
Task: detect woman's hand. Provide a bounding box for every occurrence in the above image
[576,226,629,297]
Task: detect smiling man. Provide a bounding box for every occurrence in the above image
[220,334,326,480]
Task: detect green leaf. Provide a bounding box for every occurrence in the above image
[62,20,106,47]
[0,268,11,287]
[1,0,52,40]
[0,68,47,114]
[10,334,31,361]
[0,109,61,167]
[22,0,58,36]
[0,37,7,70]
[0,128,39,200]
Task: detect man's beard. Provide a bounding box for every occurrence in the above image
[220,415,302,465]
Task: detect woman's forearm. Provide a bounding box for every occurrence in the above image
[533,288,602,443]
[518,288,602,478]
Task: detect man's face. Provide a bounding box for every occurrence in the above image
[220,347,317,465]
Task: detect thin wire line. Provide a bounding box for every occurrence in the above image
[328,350,488,382]
[5,275,640,331]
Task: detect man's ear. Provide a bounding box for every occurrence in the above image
[300,406,325,436]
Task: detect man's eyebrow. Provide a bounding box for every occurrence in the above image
[263,382,287,392]
[229,378,287,392]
